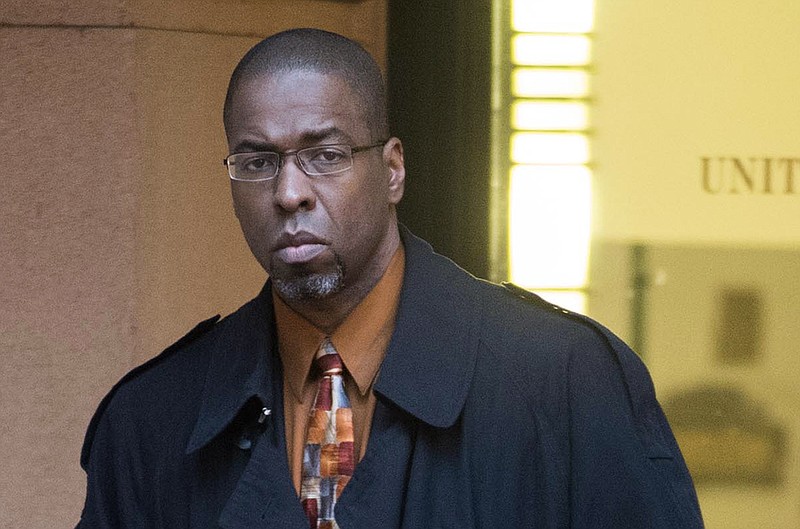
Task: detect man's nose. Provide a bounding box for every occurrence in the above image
[273,154,316,212]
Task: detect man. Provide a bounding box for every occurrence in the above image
[78,28,703,528]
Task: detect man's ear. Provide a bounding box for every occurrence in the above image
[383,137,405,204]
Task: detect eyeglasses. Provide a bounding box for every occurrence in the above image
[223,141,388,182]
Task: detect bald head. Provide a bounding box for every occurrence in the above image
[223,28,389,140]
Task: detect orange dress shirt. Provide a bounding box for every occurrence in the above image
[273,246,405,494]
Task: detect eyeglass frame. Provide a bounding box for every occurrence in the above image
[222,140,389,182]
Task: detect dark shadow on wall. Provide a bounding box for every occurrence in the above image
[388,0,493,278]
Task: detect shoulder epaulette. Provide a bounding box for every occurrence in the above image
[80,315,221,470]
[501,281,618,352]
[502,281,614,342]
[501,281,574,316]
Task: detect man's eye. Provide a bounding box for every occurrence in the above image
[310,148,347,164]
[242,155,277,172]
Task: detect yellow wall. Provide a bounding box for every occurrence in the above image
[590,2,800,527]
[593,0,800,247]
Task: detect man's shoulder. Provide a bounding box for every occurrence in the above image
[467,278,653,398]
[91,290,270,405]
[470,279,614,351]
[80,315,222,469]
[109,313,224,397]
[80,292,269,469]
[468,278,661,424]
[402,231,631,365]
[113,315,221,398]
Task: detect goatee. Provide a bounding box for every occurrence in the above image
[271,257,345,300]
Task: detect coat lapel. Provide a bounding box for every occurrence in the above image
[335,228,483,526]
[333,400,417,529]
[373,227,482,428]
[185,284,276,454]
[183,283,307,528]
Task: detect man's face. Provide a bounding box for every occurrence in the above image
[225,69,404,303]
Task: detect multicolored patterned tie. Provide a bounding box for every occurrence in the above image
[300,339,354,529]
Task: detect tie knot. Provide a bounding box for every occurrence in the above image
[314,340,343,376]
[314,353,343,376]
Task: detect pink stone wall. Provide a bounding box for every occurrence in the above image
[0,1,387,525]
[0,27,139,527]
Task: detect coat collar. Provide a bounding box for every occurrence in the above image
[186,283,279,454]
[373,226,482,428]
[186,226,482,453]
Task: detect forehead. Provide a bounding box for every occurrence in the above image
[225,70,370,148]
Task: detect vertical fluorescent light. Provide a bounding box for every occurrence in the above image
[512,0,595,33]
[511,132,590,164]
[513,68,591,98]
[506,0,595,314]
[512,101,590,131]
[509,165,592,289]
[512,35,592,66]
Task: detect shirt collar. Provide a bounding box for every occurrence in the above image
[274,245,405,402]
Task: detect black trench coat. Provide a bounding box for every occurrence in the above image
[78,228,703,528]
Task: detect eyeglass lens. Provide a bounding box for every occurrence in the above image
[230,145,353,180]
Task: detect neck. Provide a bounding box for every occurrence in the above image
[285,294,362,335]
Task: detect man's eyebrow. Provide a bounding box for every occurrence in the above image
[232,127,355,154]
[233,140,276,153]
[300,127,354,145]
